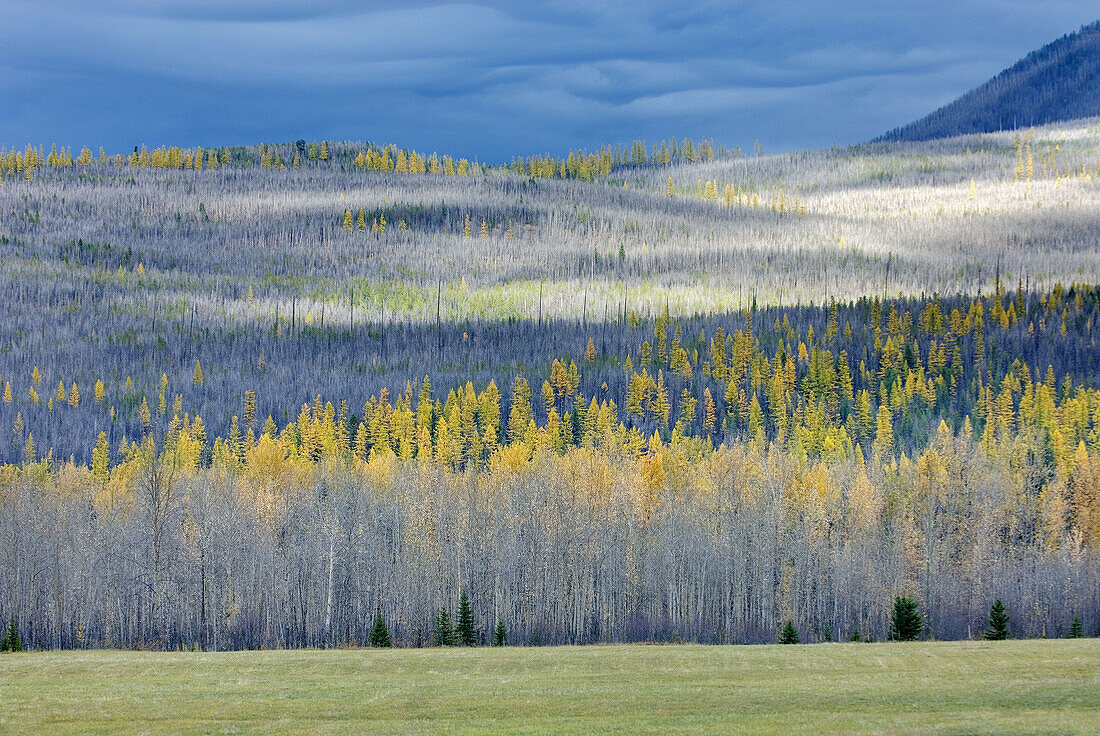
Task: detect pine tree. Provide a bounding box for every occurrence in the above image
[370,611,392,648]
[0,617,22,652]
[778,620,799,644]
[889,596,923,641]
[1068,616,1084,638]
[493,620,507,646]
[434,607,455,646]
[456,590,477,646]
[984,598,1010,640]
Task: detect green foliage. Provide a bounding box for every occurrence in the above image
[0,616,22,652]
[777,620,799,644]
[370,611,392,648]
[889,597,923,641]
[984,599,1010,640]
[493,620,507,647]
[1068,616,1085,639]
[456,591,477,647]
[434,607,455,647]
[848,628,862,642]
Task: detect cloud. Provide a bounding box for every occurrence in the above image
[1,1,1097,158]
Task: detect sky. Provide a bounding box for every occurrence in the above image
[3,1,1098,161]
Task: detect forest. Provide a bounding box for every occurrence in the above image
[1,120,1099,649]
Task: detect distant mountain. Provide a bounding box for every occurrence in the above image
[879,20,1100,141]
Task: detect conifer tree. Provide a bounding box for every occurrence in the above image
[889,596,923,641]
[778,620,799,644]
[193,360,204,385]
[456,590,477,646]
[1067,615,1084,639]
[493,620,507,646]
[434,607,455,646]
[370,611,392,647]
[984,598,1010,640]
[0,616,22,652]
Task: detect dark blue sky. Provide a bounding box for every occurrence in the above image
[4,2,1097,160]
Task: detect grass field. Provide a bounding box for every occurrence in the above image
[1,640,1097,735]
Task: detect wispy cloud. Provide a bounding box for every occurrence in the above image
[1,1,1096,157]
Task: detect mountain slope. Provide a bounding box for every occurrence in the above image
[880,20,1100,141]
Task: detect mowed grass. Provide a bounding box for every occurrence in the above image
[1,640,1098,735]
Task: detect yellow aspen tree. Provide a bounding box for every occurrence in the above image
[31,366,41,387]
[666,176,674,197]
[480,220,489,238]
[1,382,10,404]
[56,380,66,402]
[357,208,366,231]
[343,210,354,231]
[95,379,105,405]
[193,360,204,385]
[69,382,79,407]
[463,214,472,237]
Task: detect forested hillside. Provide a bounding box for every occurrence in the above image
[880,21,1100,141]
[1,123,1099,649]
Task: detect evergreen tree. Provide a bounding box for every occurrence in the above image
[434,607,454,647]
[456,590,477,646]
[1068,616,1084,639]
[778,620,799,644]
[889,596,923,641]
[984,598,1010,640]
[370,611,392,648]
[848,628,862,642]
[493,620,507,646]
[0,617,22,652]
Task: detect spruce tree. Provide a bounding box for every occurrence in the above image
[456,591,477,647]
[1068,616,1084,639]
[1,617,22,652]
[777,620,799,644]
[370,611,392,648]
[848,628,862,642]
[889,596,923,641]
[434,607,454,647]
[493,620,507,647]
[984,598,1010,640]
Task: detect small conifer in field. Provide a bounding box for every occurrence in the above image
[984,599,1010,640]
[493,620,507,646]
[434,607,454,647]
[1068,616,1084,639]
[0,617,23,652]
[889,596,923,641]
[370,611,392,648]
[456,591,477,647]
[778,620,799,644]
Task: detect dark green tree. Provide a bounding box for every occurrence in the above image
[848,628,862,642]
[889,596,923,641]
[777,620,799,644]
[456,591,477,647]
[434,607,455,647]
[1068,616,1084,639]
[0,617,22,652]
[370,611,392,648]
[984,598,1010,640]
[493,620,507,647]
